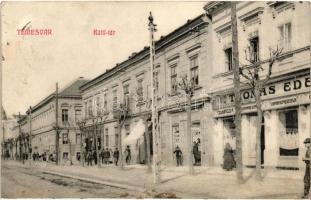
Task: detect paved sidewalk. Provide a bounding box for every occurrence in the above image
[2,160,307,198]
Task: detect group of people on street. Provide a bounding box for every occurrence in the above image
[32,152,55,162]
[86,148,120,166]
[172,139,201,167]
[100,148,112,165]
[86,150,98,166]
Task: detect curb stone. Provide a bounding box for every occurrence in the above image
[37,168,147,193]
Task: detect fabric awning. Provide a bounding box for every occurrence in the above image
[123,119,145,145]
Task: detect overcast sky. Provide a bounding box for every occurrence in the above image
[2,1,207,116]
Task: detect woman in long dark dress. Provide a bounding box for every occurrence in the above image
[223,143,235,171]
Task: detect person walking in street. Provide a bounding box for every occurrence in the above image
[113,148,119,166]
[173,146,182,166]
[302,138,311,198]
[104,148,110,165]
[93,150,97,165]
[223,143,235,171]
[125,145,131,165]
[100,149,105,164]
[87,151,92,166]
[109,148,113,164]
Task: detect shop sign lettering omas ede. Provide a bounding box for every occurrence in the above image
[214,75,310,117]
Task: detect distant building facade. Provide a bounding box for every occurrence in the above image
[12,78,87,164]
[205,1,311,170]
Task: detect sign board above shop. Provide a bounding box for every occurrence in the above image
[213,74,311,118]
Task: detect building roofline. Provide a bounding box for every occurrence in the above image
[203,1,229,15]
[25,77,88,115]
[80,13,210,92]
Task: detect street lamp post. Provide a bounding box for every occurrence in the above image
[78,121,86,167]
[93,118,100,168]
[148,12,160,184]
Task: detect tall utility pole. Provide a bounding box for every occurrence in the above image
[118,118,124,169]
[231,2,243,182]
[29,106,32,160]
[93,119,100,167]
[55,83,60,165]
[148,12,160,184]
[78,121,86,166]
[309,1,311,187]
[186,93,194,175]
[144,115,152,172]
[18,112,24,164]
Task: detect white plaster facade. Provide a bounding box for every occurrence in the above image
[205,1,311,170]
[80,14,214,166]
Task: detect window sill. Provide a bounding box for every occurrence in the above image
[136,101,146,106]
[194,86,202,91]
[168,92,181,97]
[212,71,233,79]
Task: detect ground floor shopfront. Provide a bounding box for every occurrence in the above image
[83,115,152,165]
[81,99,214,167]
[212,70,311,170]
[158,97,214,167]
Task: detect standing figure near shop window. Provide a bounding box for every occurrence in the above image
[125,145,131,165]
[173,146,182,166]
[302,138,310,198]
[223,143,235,171]
[113,148,119,166]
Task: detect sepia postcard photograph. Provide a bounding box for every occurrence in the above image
[1,0,311,199]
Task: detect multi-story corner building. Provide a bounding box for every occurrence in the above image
[205,1,310,170]
[80,14,214,166]
[15,77,88,164]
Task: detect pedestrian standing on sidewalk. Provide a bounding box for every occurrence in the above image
[104,148,110,165]
[113,148,119,166]
[125,145,131,165]
[193,141,199,166]
[302,138,310,198]
[87,151,92,166]
[109,148,113,164]
[173,146,182,166]
[100,149,105,164]
[223,143,235,171]
[93,150,97,165]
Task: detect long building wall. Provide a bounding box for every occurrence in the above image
[81,14,213,166]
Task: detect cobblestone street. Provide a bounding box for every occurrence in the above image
[1,162,151,198]
[1,160,307,198]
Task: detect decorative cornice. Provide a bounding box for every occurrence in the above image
[239,7,264,22]
[204,1,228,15]
[80,14,209,92]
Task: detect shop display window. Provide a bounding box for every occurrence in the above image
[279,109,299,156]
